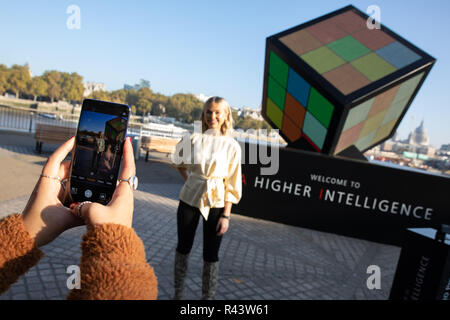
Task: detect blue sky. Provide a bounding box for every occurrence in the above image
[1,0,449,147]
[78,111,116,134]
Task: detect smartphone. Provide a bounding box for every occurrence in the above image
[67,99,131,205]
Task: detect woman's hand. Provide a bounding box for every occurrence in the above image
[216,217,229,236]
[216,201,232,236]
[69,137,136,228]
[22,137,83,247]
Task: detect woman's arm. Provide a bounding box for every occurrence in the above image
[0,214,44,294]
[67,223,158,300]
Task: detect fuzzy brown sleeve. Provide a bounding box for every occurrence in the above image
[67,223,158,300]
[0,214,44,294]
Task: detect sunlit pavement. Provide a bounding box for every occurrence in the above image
[0,131,400,300]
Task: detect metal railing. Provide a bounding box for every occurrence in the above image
[0,105,186,140]
[0,105,37,133]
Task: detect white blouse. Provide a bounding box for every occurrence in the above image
[171,132,242,220]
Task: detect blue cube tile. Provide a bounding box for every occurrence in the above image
[287,69,311,107]
[376,41,421,69]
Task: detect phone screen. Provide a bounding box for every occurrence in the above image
[68,99,130,204]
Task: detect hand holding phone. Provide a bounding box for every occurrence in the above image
[69,137,136,228]
[67,99,131,205]
[22,137,84,247]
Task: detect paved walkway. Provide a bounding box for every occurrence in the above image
[0,131,401,300]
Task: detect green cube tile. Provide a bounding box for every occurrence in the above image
[266,98,284,129]
[327,35,371,62]
[269,51,289,88]
[350,53,397,82]
[307,88,334,128]
[267,76,286,111]
[393,72,424,104]
[342,98,374,131]
[303,111,327,149]
[301,46,346,74]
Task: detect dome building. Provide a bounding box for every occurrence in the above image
[379,120,435,159]
[407,120,429,146]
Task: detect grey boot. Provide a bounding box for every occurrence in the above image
[173,251,190,300]
[202,260,219,300]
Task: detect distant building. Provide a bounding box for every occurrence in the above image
[440,144,450,152]
[406,120,429,146]
[380,120,435,159]
[237,107,264,121]
[195,93,211,102]
[83,82,106,97]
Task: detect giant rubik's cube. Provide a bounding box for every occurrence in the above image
[262,5,435,155]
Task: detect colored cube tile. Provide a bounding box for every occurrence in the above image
[359,110,388,138]
[282,113,302,142]
[327,35,371,62]
[376,41,422,69]
[267,76,286,110]
[323,63,370,95]
[307,88,334,128]
[303,111,327,149]
[393,72,424,103]
[305,19,347,44]
[284,93,306,127]
[269,51,289,88]
[342,98,374,131]
[287,69,310,106]
[354,130,376,151]
[262,5,434,155]
[266,98,283,128]
[301,47,346,74]
[329,10,367,33]
[367,84,400,117]
[350,52,397,82]
[372,119,397,144]
[280,30,322,57]
[352,28,395,51]
[335,121,364,153]
[381,98,410,126]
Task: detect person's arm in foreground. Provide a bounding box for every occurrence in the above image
[0,137,158,299]
[67,137,157,299]
[0,137,81,294]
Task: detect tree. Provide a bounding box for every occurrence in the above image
[167,93,203,122]
[125,89,139,108]
[60,72,84,102]
[88,90,110,101]
[27,76,48,101]
[137,87,153,100]
[135,98,152,115]
[43,70,62,102]
[8,64,31,98]
[0,64,8,95]
[151,103,166,116]
[109,89,127,104]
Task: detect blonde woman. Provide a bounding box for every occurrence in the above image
[171,96,242,300]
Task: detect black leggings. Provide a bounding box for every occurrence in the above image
[176,200,224,262]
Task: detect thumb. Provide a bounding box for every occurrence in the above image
[43,137,75,176]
